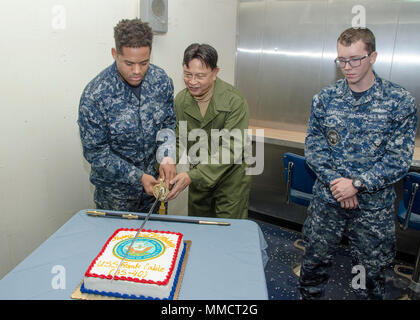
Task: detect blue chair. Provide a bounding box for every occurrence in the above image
[283,152,317,276]
[283,152,317,207]
[394,172,420,299]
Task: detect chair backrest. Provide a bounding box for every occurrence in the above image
[398,171,420,231]
[403,172,420,215]
[283,152,317,207]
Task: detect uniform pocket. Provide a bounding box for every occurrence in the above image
[358,131,384,157]
[153,106,167,126]
[109,121,141,157]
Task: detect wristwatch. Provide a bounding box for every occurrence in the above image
[352,178,365,192]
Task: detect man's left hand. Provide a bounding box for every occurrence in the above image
[339,194,359,209]
[330,177,358,202]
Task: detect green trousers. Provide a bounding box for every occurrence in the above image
[188,166,251,219]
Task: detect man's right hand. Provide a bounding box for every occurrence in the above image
[159,157,177,190]
[141,174,159,195]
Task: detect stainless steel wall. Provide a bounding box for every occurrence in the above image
[236,0,420,134]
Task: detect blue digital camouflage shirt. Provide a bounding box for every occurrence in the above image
[305,71,418,210]
[78,62,176,200]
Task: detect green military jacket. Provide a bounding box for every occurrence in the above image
[174,77,251,219]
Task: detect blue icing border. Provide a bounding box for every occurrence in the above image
[80,242,186,300]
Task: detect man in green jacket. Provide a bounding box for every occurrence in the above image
[164,43,251,219]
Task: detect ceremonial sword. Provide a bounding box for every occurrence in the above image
[111,180,168,282]
[86,210,230,226]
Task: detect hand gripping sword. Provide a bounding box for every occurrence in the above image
[111,179,168,282]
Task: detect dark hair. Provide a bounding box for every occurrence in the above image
[114,19,153,54]
[183,43,218,70]
[337,27,376,53]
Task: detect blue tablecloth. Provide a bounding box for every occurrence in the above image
[0,210,268,300]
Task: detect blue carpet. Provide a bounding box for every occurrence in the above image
[251,218,416,300]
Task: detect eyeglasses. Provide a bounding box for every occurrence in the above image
[183,72,210,81]
[334,53,372,68]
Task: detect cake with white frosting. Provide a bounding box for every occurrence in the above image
[81,228,185,299]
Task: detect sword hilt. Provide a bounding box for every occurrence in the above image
[111,186,166,283]
[153,178,169,201]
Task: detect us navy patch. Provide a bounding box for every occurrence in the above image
[327,129,340,146]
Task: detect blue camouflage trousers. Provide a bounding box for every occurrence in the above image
[299,196,396,300]
[94,188,159,214]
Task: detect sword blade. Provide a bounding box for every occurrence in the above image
[111,192,162,282]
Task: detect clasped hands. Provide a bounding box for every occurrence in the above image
[141,157,191,201]
[330,177,359,209]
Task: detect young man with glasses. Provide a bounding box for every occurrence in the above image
[300,27,417,299]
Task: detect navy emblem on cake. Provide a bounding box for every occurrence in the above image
[113,237,166,261]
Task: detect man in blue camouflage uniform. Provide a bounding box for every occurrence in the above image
[78,19,176,212]
[299,28,417,299]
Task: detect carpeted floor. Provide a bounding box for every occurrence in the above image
[251,215,417,300]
